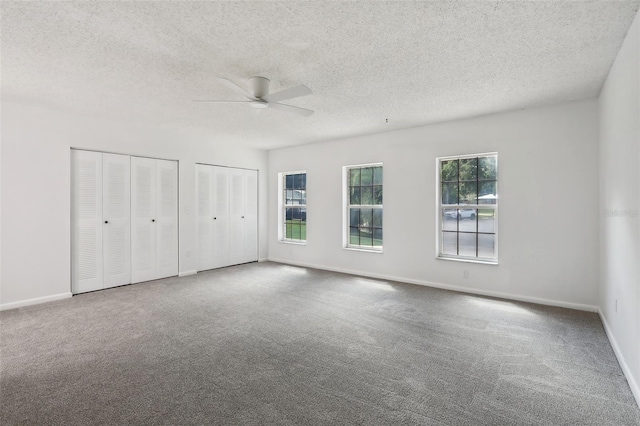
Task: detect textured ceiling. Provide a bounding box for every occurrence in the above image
[2,1,638,149]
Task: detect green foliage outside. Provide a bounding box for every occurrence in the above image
[349,166,383,205]
[285,221,306,240]
[441,156,497,205]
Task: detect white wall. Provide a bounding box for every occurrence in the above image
[0,99,268,308]
[269,99,600,310]
[599,10,640,405]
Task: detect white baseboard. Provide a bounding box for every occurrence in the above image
[0,292,72,311]
[178,270,197,277]
[599,309,640,408]
[258,257,269,263]
[266,258,598,312]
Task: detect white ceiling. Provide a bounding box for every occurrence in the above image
[2,1,638,150]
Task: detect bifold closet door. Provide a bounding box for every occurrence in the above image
[229,168,246,266]
[243,169,258,264]
[71,150,130,294]
[196,165,230,271]
[212,166,231,268]
[155,159,179,279]
[71,150,104,294]
[102,153,131,288]
[131,157,178,283]
[196,165,255,271]
[196,164,214,271]
[229,168,258,266]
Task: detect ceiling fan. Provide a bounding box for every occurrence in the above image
[195,76,314,117]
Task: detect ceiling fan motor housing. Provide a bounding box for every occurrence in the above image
[249,76,270,99]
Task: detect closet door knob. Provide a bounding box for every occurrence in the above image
[152,219,155,222]
[241,216,245,219]
[104,221,108,224]
[213,217,217,220]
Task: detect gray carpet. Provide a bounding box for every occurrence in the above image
[1,262,639,425]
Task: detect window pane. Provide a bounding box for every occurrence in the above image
[300,222,307,240]
[459,158,477,180]
[300,190,307,205]
[286,190,295,204]
[373,228,383,246]
[293,189,301,202]
[478,181,496,204]
[290,223,301,239]
[458,209,477,232]
[360,227,373,246]
[361,186,373,205]
[361,167,373,185]
[441,160,458,182]
[442,209,458,231]
[373,209,382,228]
[285,174,294,189]
[478,209,495,233]
[478,234,495,258]
[373,167,383,185]
[349,208,360,227]
[442,183,458,205]
[350,227,359,245]
[350,187,361,204]
[479,156,497,180]
[300,207,307,222]
[442,232,457,255]
[291,207,302,221]
[459,232,477,257]
[293,174,304,190]
[373,185,383,204]
[350,168,361,186]
[359,208,372,227]
[459,181,477,205]
[286,223,292,239]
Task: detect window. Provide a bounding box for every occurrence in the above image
[437,153,497,263]
[345,164,383,250]
[280,171,306,242]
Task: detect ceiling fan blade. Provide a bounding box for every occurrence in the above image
[193,100,251,103]
[268,102,314,117]
[262,85,312,103]
[217,78,256,100]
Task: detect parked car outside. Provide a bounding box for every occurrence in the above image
[444,208,476,220]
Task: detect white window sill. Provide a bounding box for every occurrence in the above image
[279,240,307,246]
[344,247,383,254]
[437,256,498,265]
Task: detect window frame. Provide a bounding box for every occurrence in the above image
[278,170,307,244]
[436,153,498,264]
[343,162,383,252]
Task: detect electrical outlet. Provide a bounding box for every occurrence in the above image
[463,270,469,279]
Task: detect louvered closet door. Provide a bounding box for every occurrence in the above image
[196,164,214,271]
[102,153,131,288]
[155,159,178,279]
[212,166,231,268]
[229,168,246,265]
[71,150,103,294]
[242,169,258,264]
[131,157,157,283]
